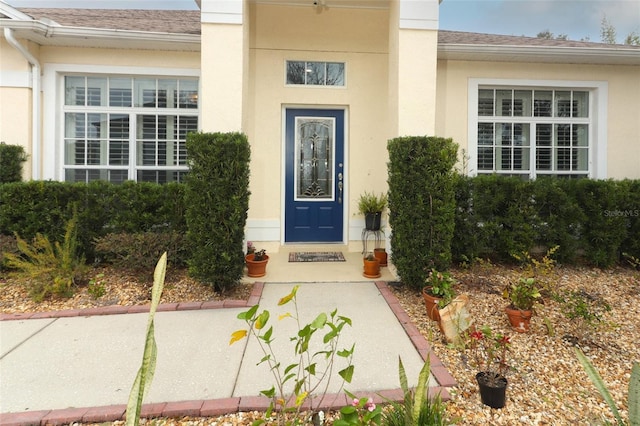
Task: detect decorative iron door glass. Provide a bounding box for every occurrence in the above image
[285,109,344,242]
[295,117,334,200]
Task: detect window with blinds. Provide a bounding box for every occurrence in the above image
[476,88,590,179]
[63,76,198,184]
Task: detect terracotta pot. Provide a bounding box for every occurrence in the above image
[422,287,441,322]
[373,248,387,266]
[476,372,508,409]
[504,306,533,332]
[363,257,381,278]
[245,254,269,277]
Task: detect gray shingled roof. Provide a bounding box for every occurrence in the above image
[18,8,200,35]
[15,7,640,50]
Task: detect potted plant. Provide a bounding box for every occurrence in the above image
[469,326,511,409]
[503,277,541,332]
[358,191,388,231]
[245,249,269,277]
[373,247,387,266]
[362,252,381,278]
[422,268,456,322]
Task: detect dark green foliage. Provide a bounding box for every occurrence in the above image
[185,132,250,292]
[452,176,639,267]
[573,179,628,268]
[0,181,187,262]
[0,234,18,271]
[0,143,28,183]
[388,136,458,289]
[94,231,188,271]
[532,178,585,263]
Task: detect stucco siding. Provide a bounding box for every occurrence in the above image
[435,59,640,179]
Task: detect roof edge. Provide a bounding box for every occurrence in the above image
[438,43,640,65]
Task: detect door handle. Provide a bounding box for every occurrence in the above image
[338,173,343,204]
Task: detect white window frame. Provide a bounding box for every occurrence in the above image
[284,60,347,88]
[42,64,200,182]
[467,79,608,179]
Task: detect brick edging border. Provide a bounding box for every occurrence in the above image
[0,280,456,426]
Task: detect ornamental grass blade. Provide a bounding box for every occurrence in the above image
[574,347,624,426]
[412,357,431,426]
[125,252,167,426]
[630,362,640,426]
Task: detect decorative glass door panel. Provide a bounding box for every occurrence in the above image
[285,109,344,243]
[295,118,335,201]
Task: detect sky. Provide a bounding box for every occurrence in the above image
[7,0,640,43]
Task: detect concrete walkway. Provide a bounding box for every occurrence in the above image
[0,250,456,426]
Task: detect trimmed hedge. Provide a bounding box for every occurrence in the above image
[185,132,251,292]
[0,143,28,183]
[0,181,187,260]
[452,177,640,267]
[388,136,458,289]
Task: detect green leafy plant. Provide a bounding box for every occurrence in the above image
[4,210,86,301]
[503,277,541,311]
[230,285,355,425]
[574,347,639,426]
[125,252,167,426]
[334,390,382,426]
[87,273,106,299]
[358,191,388,215]
[426,269,456,308]
[555,289,612,340]
[381,356,447,426]
[252,249,267,261]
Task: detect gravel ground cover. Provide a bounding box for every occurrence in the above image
[1,263,638,425]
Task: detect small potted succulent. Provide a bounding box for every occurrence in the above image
[245,248,269,277]
[362,252,381,278]
[358,191,388,231]
[469,326,511,409]
[422,268,456,322]
[503,277,541,332]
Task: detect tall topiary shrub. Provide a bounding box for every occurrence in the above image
[185,132,250,291]
[0,143,28,183]
[388,136,458,289]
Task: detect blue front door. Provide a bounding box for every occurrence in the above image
[285,109,344,242]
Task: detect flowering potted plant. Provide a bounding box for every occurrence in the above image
[422,269,456,321]
[469,326,511,408]
[245,248,269,277]
[503,277,541,332]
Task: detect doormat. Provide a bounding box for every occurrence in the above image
[289,252,346,262]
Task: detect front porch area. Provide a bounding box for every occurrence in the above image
[242,245,398,283]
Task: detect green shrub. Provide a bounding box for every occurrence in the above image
[574,179,628,268]
[185,132,250,292]
[4,211,86,301]
[94,231,188,270]
[532,178,585,263]
[387,136,458,289]
[0,143,28,183]
[0,181,187,262]
[0,234,18,271]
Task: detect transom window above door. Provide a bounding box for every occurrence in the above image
[286,61,345,86]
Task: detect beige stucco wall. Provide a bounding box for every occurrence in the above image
[241,3,392,245]
[0,38,35,179]
[435,59,640,179]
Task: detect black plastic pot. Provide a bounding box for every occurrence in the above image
[476,372,508,409]
[364,212,382,230]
